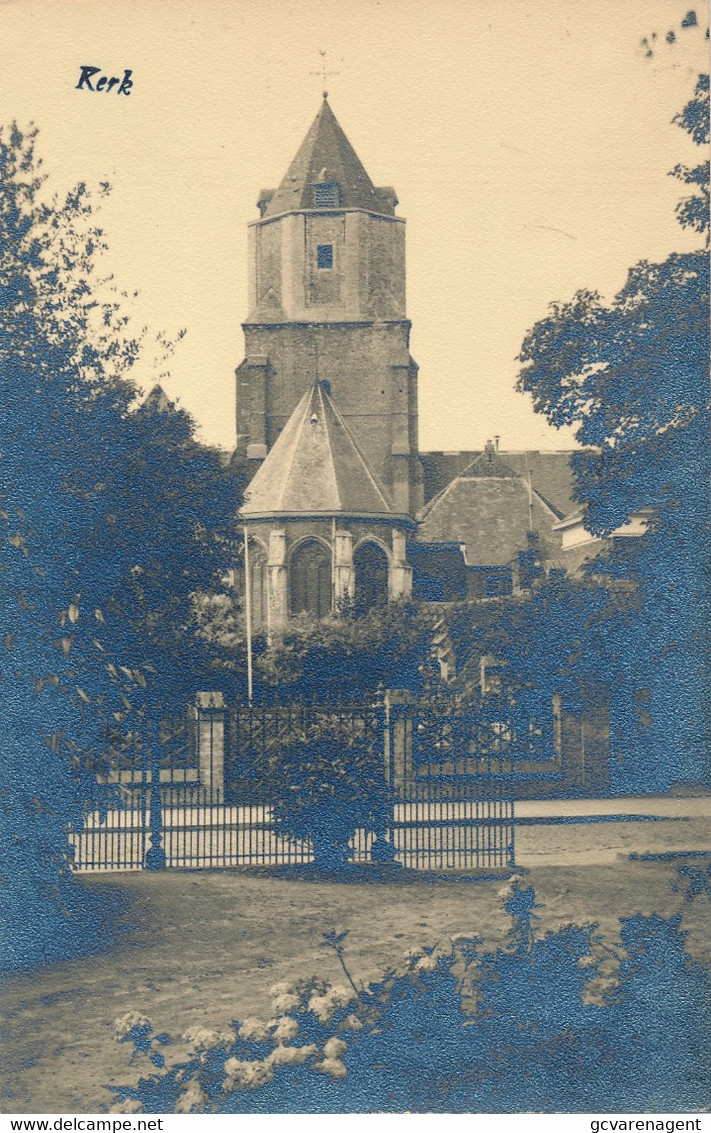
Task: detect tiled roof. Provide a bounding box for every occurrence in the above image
[241,383,399,518]
[420,449,577,517]
[417,463,563,566]
[260,97,395,219]
[140,384,176,414]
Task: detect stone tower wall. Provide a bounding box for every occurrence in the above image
[238,321,421,514]
[247,210,406,323]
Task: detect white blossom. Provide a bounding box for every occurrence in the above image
[114,1011,151,1041]
[308,983,356,1022]
[271,1015,299,1042]
[269,980,293,996]
[237,1016,271,1043]
[174,1079,208,1113]
[271,990,301,1014]
[269,1042,317,1067]
[416,953,439,973]
[223,1057,275,1092]
[313,1056,347,1078]
[323,1036,347,1059]
[182,1025,233,1051]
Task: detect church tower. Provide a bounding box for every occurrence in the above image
[236,95,423,516]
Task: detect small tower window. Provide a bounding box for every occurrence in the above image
[314,181,339,207]
[317,244,333,270]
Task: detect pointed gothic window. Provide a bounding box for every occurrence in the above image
[354,542,389,613]
[290,540,332,618]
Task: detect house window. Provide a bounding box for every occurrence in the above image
[486,572,513,598]
[317,244,333,270]
[314,182,338,207]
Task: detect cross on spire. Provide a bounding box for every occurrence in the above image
[310,50,339,97]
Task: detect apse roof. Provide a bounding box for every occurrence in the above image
[241,383,402,519]
[259,96,396,219]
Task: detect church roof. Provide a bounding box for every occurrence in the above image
[241,383,402,519]
[461,444,519,479]
[260,97,396,219]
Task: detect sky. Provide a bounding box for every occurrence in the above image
[1,0,707,454]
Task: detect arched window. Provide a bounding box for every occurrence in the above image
[290,540,332,618]
[354,542,389,612]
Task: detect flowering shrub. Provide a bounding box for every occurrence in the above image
[109,882,711,1113]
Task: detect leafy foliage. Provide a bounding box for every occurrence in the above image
[109,885,711,1113]
[0,124,241,967]
[447,574,635,707]
[1,123,140,967]
[671,74,710,242]
[515,75,710,788]
[196,599,438,701]
[269,715,392,868]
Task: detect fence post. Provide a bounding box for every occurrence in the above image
[196,691,226,798]
[145,715,167,870]
[385,689,413,792]
[556,683,610,796]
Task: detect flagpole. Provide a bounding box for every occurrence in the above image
[243,522,253,704]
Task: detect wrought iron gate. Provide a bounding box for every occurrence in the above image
[68,695,516,873]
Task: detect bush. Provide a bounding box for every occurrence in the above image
[269,717,392,869]
[109,882,711,1113]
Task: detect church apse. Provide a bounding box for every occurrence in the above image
[239,382,414,633]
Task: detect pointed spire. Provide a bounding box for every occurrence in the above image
[260,100,396,218]
[140,384,176,415]
[241,383,400,517]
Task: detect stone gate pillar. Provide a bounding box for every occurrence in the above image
[385,689,413,791]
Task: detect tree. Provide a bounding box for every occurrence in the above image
[255,603,438,700]
[195,598,439,702]
[0,123,137,965]
[516,75,710,788]
[671,73,710,243]
[0,123,241,966]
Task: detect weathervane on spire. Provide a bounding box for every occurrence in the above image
[310,50,339,98]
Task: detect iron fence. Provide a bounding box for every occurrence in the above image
[68,697,517,873]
